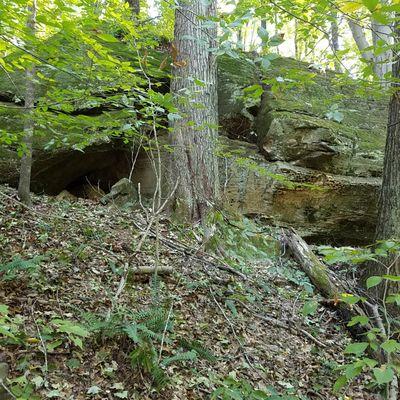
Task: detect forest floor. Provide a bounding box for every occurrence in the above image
[0,184,379,400]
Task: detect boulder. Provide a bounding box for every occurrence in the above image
[100,178,138,207]
[56,190,77,202]
[254,57,387,178]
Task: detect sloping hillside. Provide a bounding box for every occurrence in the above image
[0,185,378,399]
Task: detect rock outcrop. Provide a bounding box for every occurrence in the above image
[217,55,387,244]
[100,178,138,207]
[0,53,388,244]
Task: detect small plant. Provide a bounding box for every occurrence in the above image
[0,256,42,281]
[319,240,400,398]
[211,373,299,399]
[83,276,214,388]
[0,304,26,345]
[205,211,276,271]
[325,103,344,123]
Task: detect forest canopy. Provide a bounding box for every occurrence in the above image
[1,0,400,399]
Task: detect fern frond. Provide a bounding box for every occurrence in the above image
[124,323,141,344]
[160,350,197,367]
[179,338,217,362]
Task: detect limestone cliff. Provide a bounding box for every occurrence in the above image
[0,53,388,244]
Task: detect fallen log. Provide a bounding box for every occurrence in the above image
[282,228,399,400]
[281,228,368,330]
[130,265,173,275]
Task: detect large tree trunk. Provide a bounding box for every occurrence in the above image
[347,19,374,63]
[126,0,139,16]
[168,0,219,222]
[371,18,392,79]
[368,18,400,297]
[18,0,37,206]
[330,13,341,72]
[348,16,392,80]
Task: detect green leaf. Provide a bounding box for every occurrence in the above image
[340,293,362,305]
[345,363,362,379]
[373,366,394,385]
[382,274,400,282]
[362,0,379,11]
[0,305,9,314]
[333,375,348,393]
[70,336,83,349]
[381,339,400,354]
[0,325,16,339]
[66,358,80,370]
[386,294,400,305]
[344,342,369,355]
[348,315,370,327]
[302,300,318,316]
[46,390,62,398]
[46,339,63,351]
[96,33,119,43]
[87,385,102,395]
[371,10,390,24]
[366,276,382,288]
[52,320,89,337]
[115,391,128,399]
[31,375,44,389]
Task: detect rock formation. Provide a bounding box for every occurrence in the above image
[0,53,388,244]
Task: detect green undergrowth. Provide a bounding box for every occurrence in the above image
[0,185,377,399]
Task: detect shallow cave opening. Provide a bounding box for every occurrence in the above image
[30,143,157,199]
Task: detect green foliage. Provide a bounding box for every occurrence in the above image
[211,373,299,399]
[205,211,276,270]
[82,276,214,389]
[0,255,42,281]
[325,104,344,123]
[267,259,314,294]
[320,240,400,395]
[0,304,25,345]
[0,304,90,398]
[318,240,400,266]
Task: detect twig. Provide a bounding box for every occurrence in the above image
[106,262,129,322]
[235,299,327,348]
[0,381,16,399]
[210,289,255,369]
[158,303,174,362]
[31,305,48,378]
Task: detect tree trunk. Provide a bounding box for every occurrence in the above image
[18,0,36,207]
[347,19,374,63]
[168,0,219,222]
[330,13,341,72]
[126,0,139,16]
[371,17,392,79]
[368,18,400,298]
[261,19,267,30]
[282,229,369,331]
[294,20,300,60]
[348,16,392,80]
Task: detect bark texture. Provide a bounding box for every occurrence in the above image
[126,0,139,16]
[18,0,36,206]
[330,13,341,72]
[369,18,400,297]
[371,18,392,79]
[347,19,374,63]
[168,0,219,222]
[283,229,368,331]
[348,15,392,80]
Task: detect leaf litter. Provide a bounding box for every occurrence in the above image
[0,185,379,399]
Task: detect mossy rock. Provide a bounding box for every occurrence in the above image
[254,57,388,177]
[219,137,379,245]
